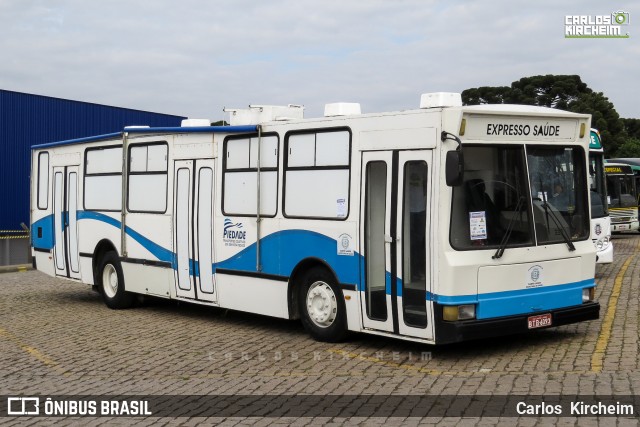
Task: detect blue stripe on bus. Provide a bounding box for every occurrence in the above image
[31,215,55,248]
[32,212,596,320]
[213,229,360,285]
[77,211,175,266]
[475,279,594,319]
[32,212,175,266]
[433,278,595,319]
[31,213,360,283]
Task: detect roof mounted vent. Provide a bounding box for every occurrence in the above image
[181,119,211,127]
[420,92,462,109]
[324,103,361,117]
[223,105,304,126]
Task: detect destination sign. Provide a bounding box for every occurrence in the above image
[589,129,602,149]
[605,165,632,174]
[462,114,580,141]
[486,123,560,137]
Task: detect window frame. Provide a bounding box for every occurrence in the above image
[126,141,169,214]
[282,127,352,220]
[83,144,123,212]
[448,143,535,252]
[400,160,428,329]
[526,144,590,245]
[37,151,50,210]
[221,132,280,218]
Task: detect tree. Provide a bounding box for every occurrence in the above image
[462,75,627,155]
[622,118,640,139]
[614,138,640,158]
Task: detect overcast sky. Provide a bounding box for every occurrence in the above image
[1,1,637,122]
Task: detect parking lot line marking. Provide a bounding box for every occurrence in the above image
[0,327,70,377]
[591,254,632,374]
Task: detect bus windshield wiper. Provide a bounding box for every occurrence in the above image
[541,201,576,251]
[493,196,525,259]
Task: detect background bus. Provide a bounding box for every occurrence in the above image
[607,158,640,205]
[603,162,639,232]
[589,129,612,263]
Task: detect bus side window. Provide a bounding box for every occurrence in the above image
[128,143,168,213]
[223,135,279,217]
[284,129,351,219]
[84,145,123,211]
[37,152,49,210]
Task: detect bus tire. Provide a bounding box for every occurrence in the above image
[98,251,134,309]
[299,267,348,342]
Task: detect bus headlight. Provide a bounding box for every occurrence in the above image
[582,287,595,303]
[594,236,610,251]
[443,304,476,321]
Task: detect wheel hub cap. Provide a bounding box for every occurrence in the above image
[306,281,337,328]
[102,264,118,298]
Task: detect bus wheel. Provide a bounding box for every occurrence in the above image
[299,267,348,342]
[98,252,134,309]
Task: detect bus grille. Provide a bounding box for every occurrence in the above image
[609,208,637,223]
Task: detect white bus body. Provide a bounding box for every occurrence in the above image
[588,129,613,264]
[30,94,599,344]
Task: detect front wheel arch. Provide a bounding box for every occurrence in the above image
[297,266,348,342]
[287,258,340,320]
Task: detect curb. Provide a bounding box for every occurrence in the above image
[0,264,33,274]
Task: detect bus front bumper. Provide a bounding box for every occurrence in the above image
[434,302,600,345]
[611,221,639,232]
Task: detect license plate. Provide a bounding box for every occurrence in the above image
[528,313,552,329]
[618,224,629,231]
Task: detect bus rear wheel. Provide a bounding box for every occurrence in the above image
[98,251,134,309]
[299,267,348,342]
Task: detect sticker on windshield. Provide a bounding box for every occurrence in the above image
[469,211,487,240]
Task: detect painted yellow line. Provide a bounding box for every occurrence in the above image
[0,327,70,376]
[591,255,632,373]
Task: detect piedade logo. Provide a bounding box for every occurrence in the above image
[223,218,245,240]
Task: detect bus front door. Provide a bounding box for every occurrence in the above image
[360,150,434,340]
[52,165,81,280]
[173,159,217,303]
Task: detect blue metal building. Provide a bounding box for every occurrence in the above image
[0,89,187,231]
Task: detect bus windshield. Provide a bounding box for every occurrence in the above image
[450,145,589,250]
[606,171,636,208]
[589,151,608,218]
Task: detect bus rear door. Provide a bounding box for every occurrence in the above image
[52,165,81,280]
[173,159,218,303]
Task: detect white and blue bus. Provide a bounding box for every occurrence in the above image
[588,129,613,263]
[30,93,599,344]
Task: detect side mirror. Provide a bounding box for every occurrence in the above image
[445,150,464,186]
